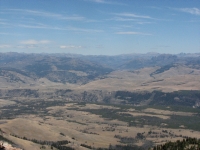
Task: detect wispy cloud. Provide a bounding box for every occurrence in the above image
[145,6,162,10]
[108,13,153,26]
[116,31,152,35]
[85,0,126,5]
[0,45,12,48]
[25,45,38,49]
[0,41,51,49]
[109,17,138,21]
[66,26,103,33]
[1,9,102,33]
[4,9,85,21]
[136,21,153,25]
[20,40,50,45]
[112,12,170,21]
[115,13,153,19]
[88,0,106,3]
[176,8,200,15]
[11,40,52,49]
[60,45,82,49]
[17,23,103,33]
[15,45,50,49]
[18,24,55,29]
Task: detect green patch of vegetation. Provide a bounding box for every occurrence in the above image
[151,137,200,150]
[0,67,30,77]
[11,134,74,150]
[68,105,200,131]
[114,135,137,144]
[0,100,66,119]
[80,143,92,149]
[98,144,146,150]
[60,132,65,136]
[165,115,200,131]
[148,105,200,113]
[25,63,52,77]
[66,120,87,125]
[76,102,87,106]
[115,90,200,107]
[151,64,174,75]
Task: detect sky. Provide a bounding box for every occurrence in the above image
[0,0,200,55]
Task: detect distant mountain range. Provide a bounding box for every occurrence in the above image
[0,52,199,85]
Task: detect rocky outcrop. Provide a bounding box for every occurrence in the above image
[0,143,5,150]
[0,142,22,150]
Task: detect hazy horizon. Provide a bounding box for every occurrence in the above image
[1,51,200,56]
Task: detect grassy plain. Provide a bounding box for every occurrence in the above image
[79,66,200,92]
[1,102,200,150]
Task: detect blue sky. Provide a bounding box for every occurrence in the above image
[0,0,199,55]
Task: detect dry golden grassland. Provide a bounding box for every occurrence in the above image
[1,103,200,150]
[0,65,200,93]
[78,66,200,92]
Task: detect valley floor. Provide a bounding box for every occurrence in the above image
[1,102,200,150]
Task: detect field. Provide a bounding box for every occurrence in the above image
[79,66,200,92]
[1,100,200,150]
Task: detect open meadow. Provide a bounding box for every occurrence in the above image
[1,101,200,150]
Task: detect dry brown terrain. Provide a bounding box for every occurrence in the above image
[78,66,200,92]
[1,103,200,150]
[0,65,200,92]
